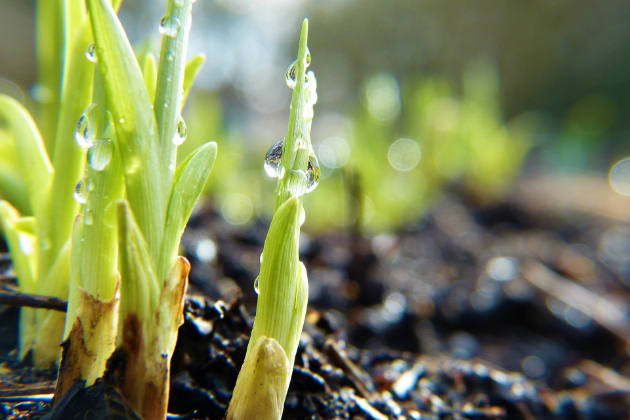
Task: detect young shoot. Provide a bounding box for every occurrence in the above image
[226,18,317,420]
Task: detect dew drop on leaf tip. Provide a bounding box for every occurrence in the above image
[159,16,181,37]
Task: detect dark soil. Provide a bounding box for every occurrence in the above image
[2,187,630,419]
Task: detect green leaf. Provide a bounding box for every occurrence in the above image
[0,201,36,294]
[142,52,158,104]
[248,197,303,363]
[154,0,194,181]
[47,19,92,263]
[117,200,160,321]
[182,54,205,107]
[0,95,53,215]
[158,141,217,280]
[87,0,167,260]
[35,0,64,151]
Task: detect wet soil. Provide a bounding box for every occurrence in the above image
[2,182,630,419]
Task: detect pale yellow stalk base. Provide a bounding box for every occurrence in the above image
[225,335,291,420]
[32,311,66,368]
[54,282,120,401]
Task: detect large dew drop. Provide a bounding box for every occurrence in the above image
[88,140,113,171]
[264,139,284,177]
[172,117,187,145]
[85,43,97,62]
[159,16,181,37]
[75,104,98,148]
[74,177,88,204]
[264,138,320,193]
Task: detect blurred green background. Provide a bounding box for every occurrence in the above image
[1,0,630,231]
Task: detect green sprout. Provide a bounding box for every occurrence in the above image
[226,19,316,420]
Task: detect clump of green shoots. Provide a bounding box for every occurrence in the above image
[226,19,317,420]
[55,0,216,419]
[0,0,214,418]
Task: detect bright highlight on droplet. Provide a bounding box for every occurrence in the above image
[610,158,630,195]
[221,194,253,225]
[388,138,421,171]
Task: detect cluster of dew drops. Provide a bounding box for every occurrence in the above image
[73,12,191,214]
[256,50,319,295]
[263,48,320,197]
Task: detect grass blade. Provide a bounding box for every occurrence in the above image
[154,0,194,181]
[182,54,205,107]
[0,95,52,215]
[87,0,167,260]
[158,141,217,280]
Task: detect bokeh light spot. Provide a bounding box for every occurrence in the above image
[610,158,630,195]
[388,138,421,171]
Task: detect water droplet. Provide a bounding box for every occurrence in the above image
[254,276,260,294]
[85,43,97,62]
[75,104,98,148]
[87,179,95,192]
[305,47,311,67]
[84,209,94,225]
[305,71,318,106]
[74,177,88,204]
[306,153,320,193]
[172,117,187,145]
[264,139,284,177]
[285,60,297,89]
[260,253,264,264]
[159,16,181,37]
[167,51,175,61]
[88,140,113,171]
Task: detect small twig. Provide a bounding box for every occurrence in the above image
[580,359,630,392]
[522,259,630,345]
[0,291,67,312]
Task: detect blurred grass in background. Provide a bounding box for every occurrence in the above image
[1,0,629,231]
